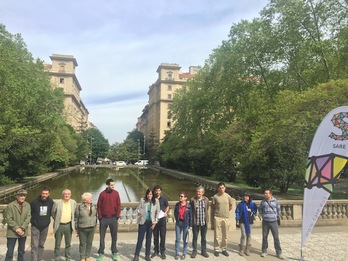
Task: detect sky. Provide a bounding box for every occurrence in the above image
[0,0,268,144]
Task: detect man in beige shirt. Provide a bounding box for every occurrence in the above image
[212,182,233,257]
[51,189,77,261]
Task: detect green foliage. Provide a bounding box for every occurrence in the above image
[83,128,110,162]
[158,0,348,194]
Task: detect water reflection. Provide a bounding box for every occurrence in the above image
[2,167,215,204]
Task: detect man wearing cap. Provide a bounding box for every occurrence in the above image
[97,178,121,261]
[30,186,54,261]
[51,189,76,261]
[5,189,31,261]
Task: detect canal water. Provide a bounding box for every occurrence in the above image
[3,167,216,204]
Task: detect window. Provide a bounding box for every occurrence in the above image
[168,85,172,91]
[166,72,173,81]
[167,121,171,128]
[59,78,65,84]
[168,94,172,99]
[59,62,66,72]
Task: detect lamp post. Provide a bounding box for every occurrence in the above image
[89,137,94,165]
[137,139,140,161]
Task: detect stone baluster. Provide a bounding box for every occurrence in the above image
[342,203,347,218]
[167,206,174,223]
[281,205,286,220]
[336,204,342,219]
[327,203,332,219]
[132,207,137,224]
[125,207,130,224]
[286,205,293,220]
[321,204,327,219]
[331,203,337,219]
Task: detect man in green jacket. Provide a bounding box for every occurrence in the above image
[5,189,31,261]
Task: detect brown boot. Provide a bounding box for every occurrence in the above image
[238,244,245,256]
[245,244,251,256]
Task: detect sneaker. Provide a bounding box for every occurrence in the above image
[151,252,158,258]
[214,252,219,257]
[161,253,166,259]
[261,252,267,258]
[174,255,180,260]
[277,254,285,260]
[221,251,229,257]
[112,253,118,261]
[97,254,103,261]
[190,251,197,258]
[201,252,209,258]
[181,255,185,260]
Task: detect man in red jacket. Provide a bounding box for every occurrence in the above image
[97,178,121,261]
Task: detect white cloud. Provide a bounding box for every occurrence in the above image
[0,0,268,144]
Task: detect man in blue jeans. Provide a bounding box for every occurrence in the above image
[5,189,31,261]
[259,188,284,260]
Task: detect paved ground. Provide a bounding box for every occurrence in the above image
[0,226,346,261]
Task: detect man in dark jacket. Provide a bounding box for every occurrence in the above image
[30,186,54,261]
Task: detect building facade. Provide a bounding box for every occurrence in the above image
[139,63,200,143]
[45,54,89,132]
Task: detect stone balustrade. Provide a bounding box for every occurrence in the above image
[0,199,347,235]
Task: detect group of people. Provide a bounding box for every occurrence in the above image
[5,178,121,261]
[133,182,285,260]
[4,179,284,261]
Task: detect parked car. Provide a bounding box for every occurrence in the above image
[116,161,127,166]
[134,160,149,166]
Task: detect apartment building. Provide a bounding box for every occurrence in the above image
[45,54,89,132]
[138,63,200,143]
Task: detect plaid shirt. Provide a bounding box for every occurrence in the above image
[195,199,206,226]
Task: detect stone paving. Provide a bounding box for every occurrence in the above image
[0,226,347,261]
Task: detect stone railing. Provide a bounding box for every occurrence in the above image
[0,200,347,235]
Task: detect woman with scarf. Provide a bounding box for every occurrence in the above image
[235,192,257,256]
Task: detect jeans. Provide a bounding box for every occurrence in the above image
[261,220,282,255]
[5,237,26,261]
[78,226,96,259]
[54,223,72,261]
[239,223,251,246]
[98,217,118,254]
[192,224,207,254]
[175,220,189,255]
[153,217,166,254]
[213,216,229,252]
[31,226,49,261]
[135,220,153,256]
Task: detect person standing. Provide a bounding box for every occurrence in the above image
[151,185,169,259]
[30,186,54,261]
[259,188,284,259]
[174,192,192,260]
[133,189,160,261]
[75,192,97,261]
[97,178,121,261]
[235,192,257,256]
[51,189,77,261]
[212,182,233,257]
[190,186,209,258]
[5,189,31,261]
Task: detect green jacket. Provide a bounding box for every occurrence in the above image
[6,200,31,238]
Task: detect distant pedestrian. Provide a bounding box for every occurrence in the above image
[30,186,54,261]
[133,189,160,261]
[235,192,257,256]
[174,192,192,260]
[75,192,97,261]
[51,189,77,261]
[5,189,31,261]
[259,188,284,260]
[97,178,121,261]
[152,185,169,259]
[190,186,209,258]
[212,182,234,257]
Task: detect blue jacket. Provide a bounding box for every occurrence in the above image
[174,202,192,228]
[235,200,257,235]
